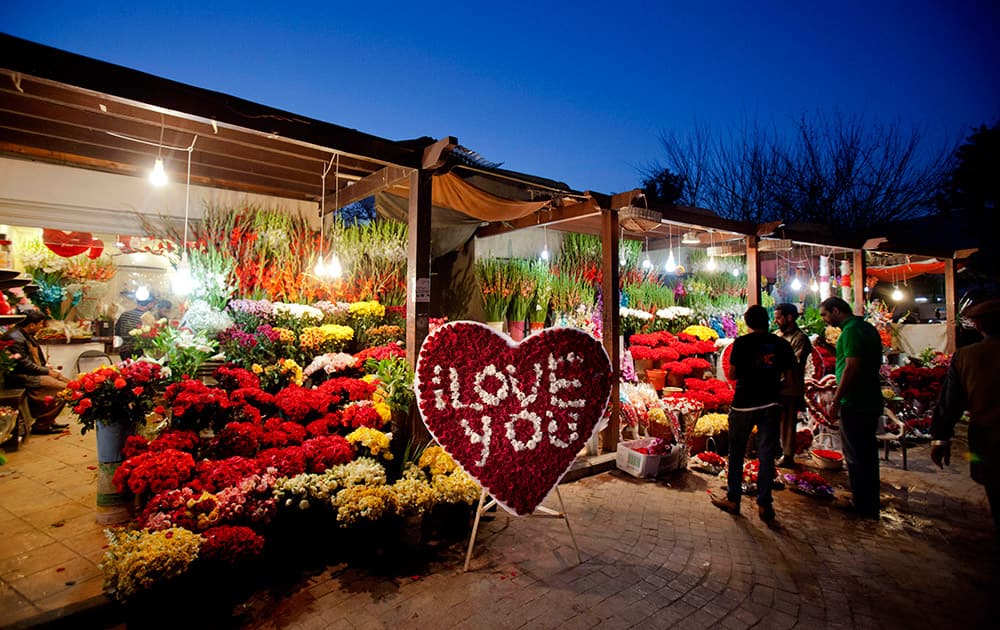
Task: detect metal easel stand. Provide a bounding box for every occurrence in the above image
[463,486,582,572]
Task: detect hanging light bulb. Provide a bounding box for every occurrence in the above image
[642,255,652,270]
[791,277,802,291]
[134,285,150,302]
[664,250,677,273]
[149,158,167,187]
[326,253,342,278]
[810,279,819,292]
[705,256,717,272]
[313,257,327,277]
[731,267,740,277]
[892,286,904,301]
[540,246,550,262]
[172,253,194,295]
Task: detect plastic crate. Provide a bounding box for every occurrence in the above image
[616,438,679,478]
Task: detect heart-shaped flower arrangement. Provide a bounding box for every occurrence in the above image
[414,322,612,515]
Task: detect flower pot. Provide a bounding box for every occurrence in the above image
[646,368,666,391]
[507,319,525,341]
[485,321,505,333]
[529,321,545,332]
[666,372,685,389]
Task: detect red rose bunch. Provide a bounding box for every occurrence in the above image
[317,377,377,404]
[164,377,232,433]
[661,361,694,377]
[61,360,167,434]
[211,422,263,458]
[256,446,307,477]
[150,429,201,454]
[301,435,354,473]
[229,387,277,416]
[192,456,262,493]
[199,525,266,566]
[113,448,195,495]
[260,418,308,448]
[274,385,333,423]
[354,343,405,363]
[681,378,733,411]
[305,412,344,437]
[889,365,947,405]
[795,429,813,454]
[341,401,384,429]
[694,451,725,468]
[122,435,150,459]
[213,365,260,392]
[630,331,676,347]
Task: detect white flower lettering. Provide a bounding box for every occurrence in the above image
[505,409,543,451]
[460,415,492,467]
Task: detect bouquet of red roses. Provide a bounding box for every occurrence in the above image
[60,360,167,434]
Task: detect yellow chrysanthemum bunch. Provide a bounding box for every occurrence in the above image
[647,407,669,427]
[391,477,437,515]
[346,427,393,460]
[335,485,396,526]
[102,527,202,601]
[300,324,354,352]
[682,324,719,341]
[432,470,481,504]
[825,325,841,345]
[692,412,729,437]
[418,445,458,476]
[272,326,297,344]
[349,300,386,319]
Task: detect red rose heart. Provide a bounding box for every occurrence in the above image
[415,322,612,515]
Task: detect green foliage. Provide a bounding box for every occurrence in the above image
[623,278,674,311]
[549,270,595,313]
[799,306,827,337]
[364,357,415,415]
[330,218,407,303]
[529,261,552,324]
[556,232,602,270]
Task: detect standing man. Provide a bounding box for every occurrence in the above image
[820,296,884,519]
[114,298,152,361]
[710,305,795,523]
[775,303,813,467]
[1,309,70,434]
[930,298,1000,532]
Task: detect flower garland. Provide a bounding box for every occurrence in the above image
[783,470,834,498]
[689,451,726,474]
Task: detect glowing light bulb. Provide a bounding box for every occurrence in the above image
[892,287,904,301]
[731,268,740,277]
[134,285,150,302]
[642,256,652,270]
[706,256,717,272]
[326,254,342,278]
[540,247,550,262]
[810,280,819,292]
[791,277,802,291]
[149,158,167,187]
[172,255,194,295]
[664,251,677,273]
[313,258,327,277]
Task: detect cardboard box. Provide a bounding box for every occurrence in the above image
[616,438,680,478]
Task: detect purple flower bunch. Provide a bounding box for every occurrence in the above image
[228,299,274,328]
[721,315,738,339]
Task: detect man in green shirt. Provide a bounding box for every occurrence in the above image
[820,296,884,519]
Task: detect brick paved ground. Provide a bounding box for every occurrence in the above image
[4,428,997,629]
[219,434,998,630]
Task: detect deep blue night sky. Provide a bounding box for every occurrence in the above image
[3,1,998,194]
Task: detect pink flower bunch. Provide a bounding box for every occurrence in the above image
[256,446,307,477]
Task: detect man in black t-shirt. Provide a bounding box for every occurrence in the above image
[709,305,795,523]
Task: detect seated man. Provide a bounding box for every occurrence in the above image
[1,310,70,434]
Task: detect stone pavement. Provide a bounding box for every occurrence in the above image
[2,425,998,629]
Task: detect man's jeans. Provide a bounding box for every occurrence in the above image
[726,405,781,506]
[839,405,881,516]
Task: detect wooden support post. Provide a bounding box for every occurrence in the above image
[944,258,957,353]
[745,235,761,307]
[852,249,867,315]
[601,208,621,453]
[406,168,432,443]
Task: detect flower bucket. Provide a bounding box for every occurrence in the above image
[666,372,685,389]
[646,368,666,391]
[95,420,132,524]
[529,321,545,333]
[485,321,505,333]
[507,319,525,342]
